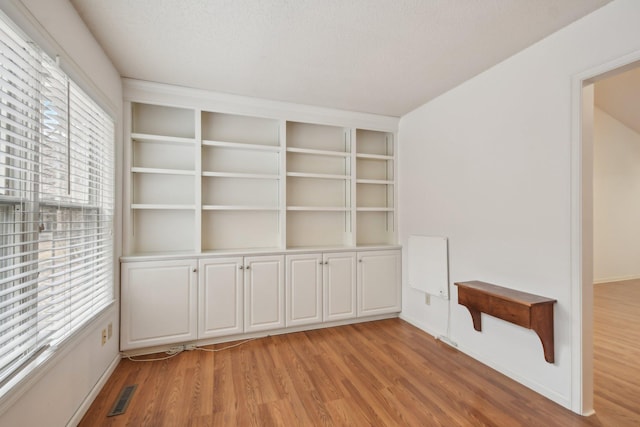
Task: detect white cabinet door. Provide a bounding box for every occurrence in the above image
[244,255,285,332]
[121,259,197,350]
[286,253,323,327]
[323,252,357,321]
[357,250,401,316]
[198,257,244,339]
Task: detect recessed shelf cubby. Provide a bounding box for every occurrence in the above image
[133,210,196,254]
[202,210,280,251]
[133,173,195,206]
[357,211,395,246]
[356,183,393,209]
[202,177,278,209]
[286,121,348,152]
[202,111,279,146]
[133,103,195,138]
[287,211,352,249]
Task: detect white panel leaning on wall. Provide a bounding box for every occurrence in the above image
[408,235,449,299]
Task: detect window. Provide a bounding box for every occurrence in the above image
[0,15,114,390]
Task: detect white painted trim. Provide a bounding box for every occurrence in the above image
[123,79,399,132]
[570,75,587,415]
[66,354,121,427]
[570,47,640,415]
[593,274,640,284]
[398,313,439,338]
[457,342,570,408]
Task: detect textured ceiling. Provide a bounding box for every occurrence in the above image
[595,65,640,134]
[70,0,612,116]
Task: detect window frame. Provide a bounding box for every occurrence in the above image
[0,11,115,400]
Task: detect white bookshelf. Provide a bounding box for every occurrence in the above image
[124,99,397,255]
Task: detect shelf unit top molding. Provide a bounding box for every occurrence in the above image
[123,78,399,132]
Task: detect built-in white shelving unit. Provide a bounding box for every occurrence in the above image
[124,95,398,255]
[121,80,401,354]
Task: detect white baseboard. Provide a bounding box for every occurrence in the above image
[398,313,439,338]
[453,342,571,410]
[67,354,121,427]
[593,274,640,284]
[400,313,571,411]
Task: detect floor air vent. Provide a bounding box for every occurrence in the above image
[107,384,137,417]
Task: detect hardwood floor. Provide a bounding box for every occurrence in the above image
[79,312,631,427]
[593,279,640,427]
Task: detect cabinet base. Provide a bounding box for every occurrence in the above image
[120,313,399,357]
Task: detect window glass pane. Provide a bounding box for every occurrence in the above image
[40,60,68,203]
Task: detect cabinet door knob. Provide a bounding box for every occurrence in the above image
[246,265,251,270]
[319,261,323,265]
[239,265,244,270]
[193,268,197,273]
[359,259,362,263]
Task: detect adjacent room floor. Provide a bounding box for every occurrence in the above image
[593,279,640,426]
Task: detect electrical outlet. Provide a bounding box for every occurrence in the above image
[101,329,107,346]
[425,294,431,305]
[107,322,113,339]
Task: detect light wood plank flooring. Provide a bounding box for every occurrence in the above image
[593,279,640,427]
[79,280,640,426]
[79,309,636,427]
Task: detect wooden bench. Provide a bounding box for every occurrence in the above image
[454,281,557,363]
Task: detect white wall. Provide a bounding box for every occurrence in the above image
[0,1,123,426]
[398,0,640,412]
[593,106,640,283]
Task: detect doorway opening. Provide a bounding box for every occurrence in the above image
[573,54,640,417]
[591,64,640,424]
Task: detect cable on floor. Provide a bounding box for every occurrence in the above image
[121,335,266,362]
[195,336,261,352]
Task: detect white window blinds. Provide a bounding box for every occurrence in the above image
[0,15,114,388]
